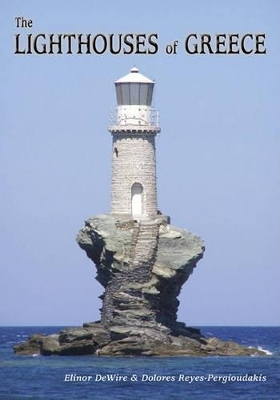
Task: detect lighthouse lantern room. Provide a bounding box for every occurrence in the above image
[109,67,160,220]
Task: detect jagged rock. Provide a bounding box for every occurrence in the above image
[76,214,205,332]
[14,324,266,357]
[14,334,60,356]
[14,214,266,357]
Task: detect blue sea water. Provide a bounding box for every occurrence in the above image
[0,326,279,399]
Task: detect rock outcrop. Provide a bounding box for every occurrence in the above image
[78,214,204,334]
[14,214,266,356]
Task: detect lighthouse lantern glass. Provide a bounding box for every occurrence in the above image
[115,82,154,106]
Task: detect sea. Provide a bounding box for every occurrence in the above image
[0,326,279,400]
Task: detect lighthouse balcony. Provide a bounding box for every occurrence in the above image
[109,108,161,134]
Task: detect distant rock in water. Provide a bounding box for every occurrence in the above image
[14,215,266,357]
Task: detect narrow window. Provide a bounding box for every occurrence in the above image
[113,147,119,158]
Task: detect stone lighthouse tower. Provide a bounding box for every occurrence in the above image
[109,67,160,220]
[14,67,210,357]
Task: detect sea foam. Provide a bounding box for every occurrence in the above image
[248,346,273,356]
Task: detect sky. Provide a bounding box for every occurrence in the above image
[1,0,279,327]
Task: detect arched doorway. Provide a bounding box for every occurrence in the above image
[131,183,143,216]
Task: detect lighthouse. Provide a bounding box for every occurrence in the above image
[109,67,160,220]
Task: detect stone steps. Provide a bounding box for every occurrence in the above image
[101,220,160,327]
[130,221,159,269]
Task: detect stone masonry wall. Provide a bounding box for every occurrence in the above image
[111,133,157,217]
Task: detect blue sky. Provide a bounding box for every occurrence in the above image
[1,0,279,326]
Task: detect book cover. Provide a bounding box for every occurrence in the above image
[1,1,279,399]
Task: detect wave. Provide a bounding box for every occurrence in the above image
[257,346,273,355]
[248,345,273,356]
